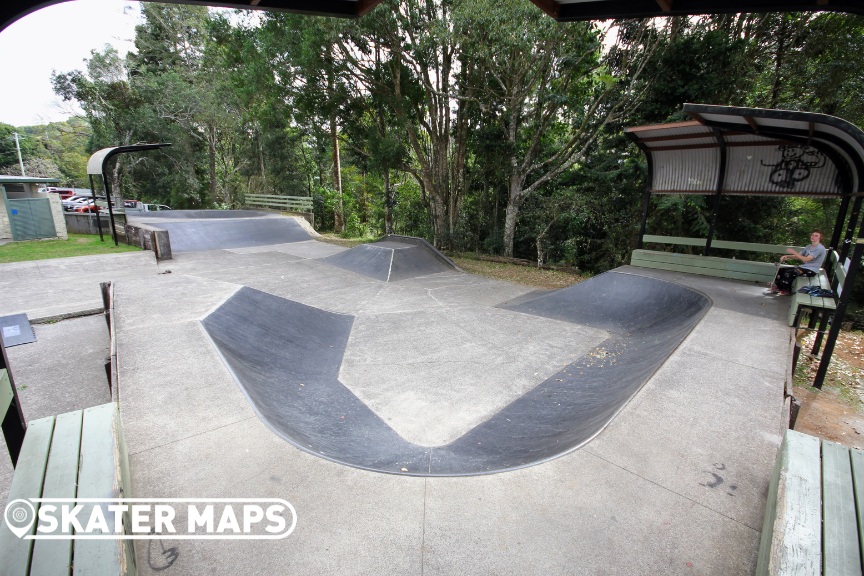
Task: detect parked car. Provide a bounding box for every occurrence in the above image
[62,196,91,211]
[38,187,76,200]
[124,201,172,213]
[74,201,99,213]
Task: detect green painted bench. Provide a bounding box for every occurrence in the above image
[788,249,844,327]
[632,235,801,284]
[0,369,136,576]
[631,249,779,283]
[756,429,864,575]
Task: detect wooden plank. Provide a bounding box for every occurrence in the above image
[641,235,796,254]
[756,429,821,576]
[631,250,777,282]
[642,235,707,247]
[822,440,861,576]
[29,410,83,576]
[73,404,126,576]
[0,416,55,576]
[0,368,13,417]
[711,240,797,254]
[850,448,864,571]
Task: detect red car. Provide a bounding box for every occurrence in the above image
[74,201,98,213]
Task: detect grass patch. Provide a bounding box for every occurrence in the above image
[0,234,141,263]
[450,254,586,290]
[316,233,376,248]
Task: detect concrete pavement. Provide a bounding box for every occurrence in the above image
[0,231,792,575]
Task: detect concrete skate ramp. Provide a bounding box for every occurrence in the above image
[201,271,710,476]
[138,213,311,252]
[322,235,459,281]
[130,209,273,219]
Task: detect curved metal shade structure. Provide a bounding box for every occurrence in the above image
[625,104,864,199]
[86,143,171,245]
[86,144,171,176]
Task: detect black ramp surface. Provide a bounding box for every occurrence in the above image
[146,217,311,252]
[131,210,273,219]
[202,271,711,476]
[323,236,458,282]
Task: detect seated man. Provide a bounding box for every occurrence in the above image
[770,230,826,295]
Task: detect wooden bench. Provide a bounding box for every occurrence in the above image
[788,249,845,328]
[0,368,135,576]
[631,249,779,283]
[632,235,799,284]
[756,429,864,575]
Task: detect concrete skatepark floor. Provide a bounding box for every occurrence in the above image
[0,215,794,575]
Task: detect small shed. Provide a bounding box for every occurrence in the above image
[0,175,68,241]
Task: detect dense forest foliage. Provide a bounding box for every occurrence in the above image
[3,2,863,274]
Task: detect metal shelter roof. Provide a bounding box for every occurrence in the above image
[2,0,862,33]
[625,104,864,199]
[86,144,171,176]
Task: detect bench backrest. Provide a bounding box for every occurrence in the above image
[642,235,799,256]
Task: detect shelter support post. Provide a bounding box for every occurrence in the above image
[704,129,727,257]
[101,172,119,246]
[88,174,104,242]
[832,194,853,262]
[813,239,864,388]
[637,186,651,249]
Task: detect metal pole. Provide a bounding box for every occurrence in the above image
[12,132,25,176]
[0,333,26,466]
[89,175,105,242]
[705,129,727,257]
[101,170,119,246]
[637,186,651,249]
[813,240,864,388]
[838,195,862,264]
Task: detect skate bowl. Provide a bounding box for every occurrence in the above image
[201,270,711,476]
[322,235,460,282]
[130,211,312,252]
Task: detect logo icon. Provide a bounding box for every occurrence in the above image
[4,499,35,539]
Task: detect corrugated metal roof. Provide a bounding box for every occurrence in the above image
[625,105,864,198]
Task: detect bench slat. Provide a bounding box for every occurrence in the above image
[822,441,861,576]
[851,447,864,572]
[756,429,821,576]
[0,417,56,576]
[73,404,127,576]
[29,410,83,576]
[641,235,798,254]
[632,250,777,282]
[0,369,13,417]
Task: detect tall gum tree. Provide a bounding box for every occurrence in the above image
[455,2,663,256]
[337,0,474,248]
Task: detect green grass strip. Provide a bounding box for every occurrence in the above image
[0,234,140,263]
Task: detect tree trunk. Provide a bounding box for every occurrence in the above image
[208,122,217,206]
[331,115,344,233]
[384,169,394,235]
[502,200,520,258]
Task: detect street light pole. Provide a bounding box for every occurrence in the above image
[12,132,24,176]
